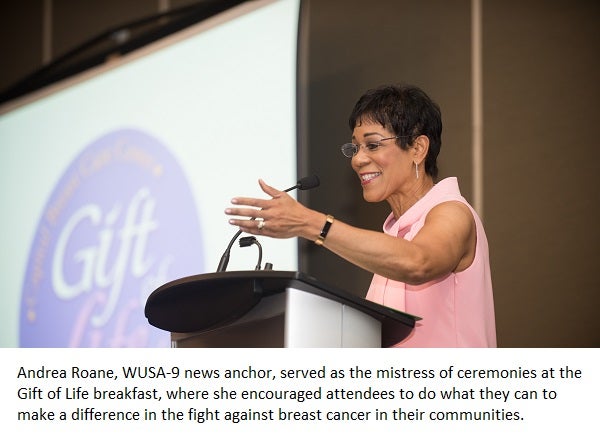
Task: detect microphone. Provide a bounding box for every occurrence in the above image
[283,174,320,192]
[216,175,320,272]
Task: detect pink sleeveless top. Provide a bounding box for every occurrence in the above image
[366,177,496,347]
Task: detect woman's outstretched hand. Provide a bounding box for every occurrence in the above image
[225,179,319,240]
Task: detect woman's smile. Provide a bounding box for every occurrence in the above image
[359,171,382,185]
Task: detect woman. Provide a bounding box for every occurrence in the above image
[225,84,496,347]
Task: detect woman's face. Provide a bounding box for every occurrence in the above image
[350,120,414,203]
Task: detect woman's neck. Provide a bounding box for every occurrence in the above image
[388,176,435,219]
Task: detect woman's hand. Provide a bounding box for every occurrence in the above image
[225,179,321,240]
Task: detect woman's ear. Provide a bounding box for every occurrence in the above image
[413,134,430,165]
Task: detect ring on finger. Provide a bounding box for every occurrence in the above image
[257,220,265,231]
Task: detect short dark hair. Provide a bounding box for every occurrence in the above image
[349,84,442,179]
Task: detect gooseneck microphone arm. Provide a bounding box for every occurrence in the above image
[216,175,320,272]
[216,228,243,272]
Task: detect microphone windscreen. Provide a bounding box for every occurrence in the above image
[297,175,320,190]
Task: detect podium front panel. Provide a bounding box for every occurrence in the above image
[171,286,382,348]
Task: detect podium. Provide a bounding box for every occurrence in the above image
[144,270,420,348]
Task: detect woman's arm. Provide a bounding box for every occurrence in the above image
[225,180,476,285]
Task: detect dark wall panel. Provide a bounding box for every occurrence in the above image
[483,0,600,346]
[0,0,43,92]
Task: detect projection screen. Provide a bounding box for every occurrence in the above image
[0,0,301,347]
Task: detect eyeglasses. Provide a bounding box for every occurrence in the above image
[340,135,414,158]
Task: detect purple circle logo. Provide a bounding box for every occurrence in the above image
[20,128,203,347]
